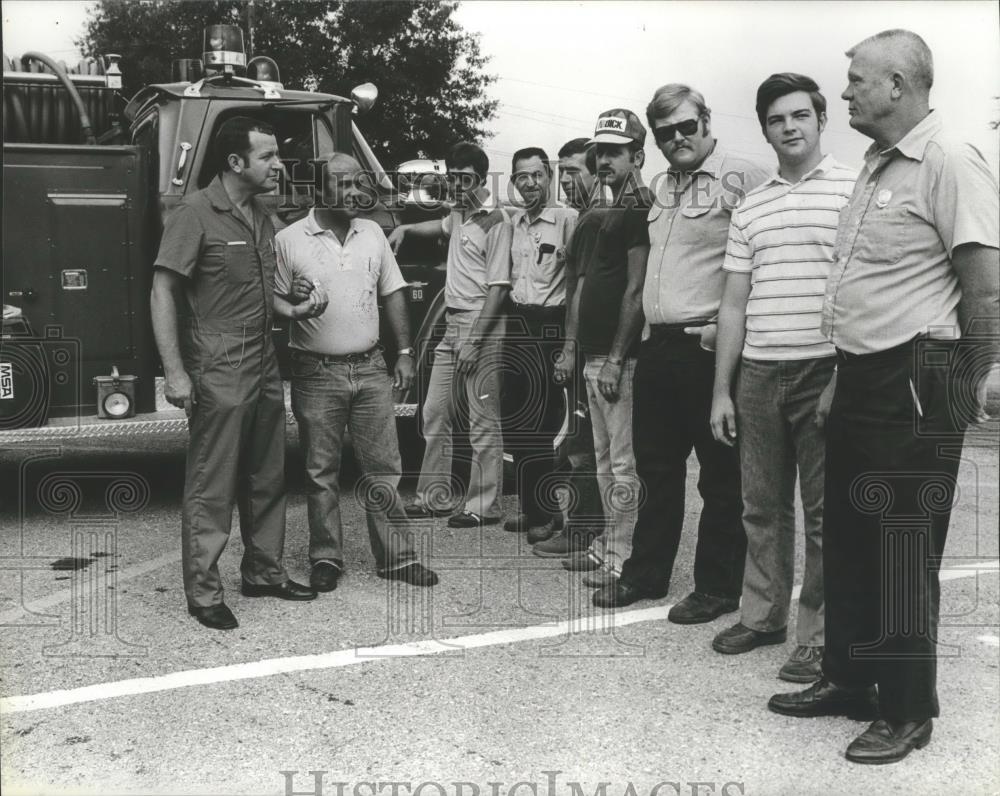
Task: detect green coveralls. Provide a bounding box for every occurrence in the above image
[155,176,288,607]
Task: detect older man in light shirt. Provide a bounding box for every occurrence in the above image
[275,153,438,593]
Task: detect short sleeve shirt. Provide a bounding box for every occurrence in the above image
[441,199,513,312]
[821,112,1000,354]
[154,175,277,330]
[577,186,653,356]
[644,145,770,325]
[274,211,407,356]
[509,206,578,306]
[723,155,857,360]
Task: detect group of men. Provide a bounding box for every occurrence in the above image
[152,28,998,766]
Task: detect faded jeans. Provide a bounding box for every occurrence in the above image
[416,310,505,519]
[583,354,637,574]
[736,356,834,646]
[291,349,416,573]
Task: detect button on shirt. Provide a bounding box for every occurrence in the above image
[154,175,277,329]
[441,198,513,312]
[821,112,1000,354]
[644,145,770,325]
[723,154,857,361]
[510,206,578,306]
[274,210,407,356]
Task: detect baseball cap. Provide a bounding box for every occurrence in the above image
[589,108,647,147]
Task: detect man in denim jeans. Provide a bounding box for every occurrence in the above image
[562,110,651,593]
[709,74,857,682]
[274,152,438,592]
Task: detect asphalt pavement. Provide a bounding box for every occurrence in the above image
[0,424,997,796]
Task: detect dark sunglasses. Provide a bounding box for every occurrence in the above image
[653,118,701,144]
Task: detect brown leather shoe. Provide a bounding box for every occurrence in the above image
[527,522,556,545]
[768,677,878,720]
[845,719,932,765]
[778,645,824,683]
[712,622,787,654]
[668,591,739,625]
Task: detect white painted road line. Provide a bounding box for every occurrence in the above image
[978,635,1000,647]
[1,561,996,716]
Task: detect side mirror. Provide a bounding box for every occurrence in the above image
[351,82,378,115]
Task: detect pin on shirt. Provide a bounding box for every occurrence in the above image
[876,189,893,209]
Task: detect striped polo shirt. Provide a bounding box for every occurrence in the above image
[723,154,857,361]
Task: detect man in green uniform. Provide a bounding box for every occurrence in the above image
[151,116,318,630]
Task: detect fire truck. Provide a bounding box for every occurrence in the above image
[1,24,452,445]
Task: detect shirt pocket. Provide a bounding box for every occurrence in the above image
[852,207,909,265]
[222,240,257,284]
[677,203,716,244]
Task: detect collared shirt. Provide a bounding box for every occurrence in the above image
[154,175,277,329]
[441,195,513,312]
[821,112,999,354]
[644,144,770,325]
[510,206,578,306]
[723,154,857,361]
[274,210,407,356]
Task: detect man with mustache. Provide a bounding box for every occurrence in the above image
[274,152,438,593]
[562,109,652,592]
[593,85,769,614]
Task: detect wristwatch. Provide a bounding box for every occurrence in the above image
[398,347,416,357]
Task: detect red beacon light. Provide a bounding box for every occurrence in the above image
[202,24,245,76]
[247,56,282,89]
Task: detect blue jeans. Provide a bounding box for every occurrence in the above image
[736,356,834,646]
[416,311,505,518]
[583,354,637,574]
[290,349,416,573]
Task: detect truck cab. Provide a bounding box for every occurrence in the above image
[2,32,449,432]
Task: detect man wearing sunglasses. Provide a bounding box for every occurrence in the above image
[503,147,578,541]
[388,142,513,528]
[594,85,768,615]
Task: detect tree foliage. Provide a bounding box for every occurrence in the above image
[77,0,498,164]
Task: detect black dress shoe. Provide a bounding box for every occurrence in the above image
[768,677,879,720]
[592,580,668,608]
[188,602,238,630]
[668,591,739,624]
[845,719,933,765]
[310,562,342,593]
[712,622,787,654]
[378,562,439,587]
[241,579,317,601]
[404,504,452,519]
